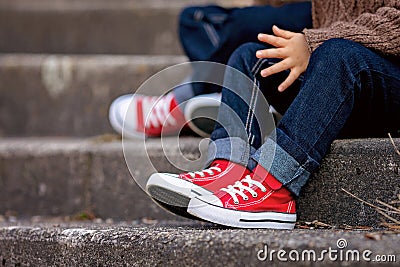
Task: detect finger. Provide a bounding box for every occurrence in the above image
[256,48,286,59]
[278,69,300,92]
[272,25,296,39]
[260,59,291,77]
[258,33,286,48]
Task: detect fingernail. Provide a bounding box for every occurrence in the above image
[256,51,262,57]
[261,70,266,77]
[258,33,265,39]
[278,86,284,92]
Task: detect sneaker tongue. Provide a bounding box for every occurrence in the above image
[264,174,283,190]
[253,165,282,190]
[210,159,228,168]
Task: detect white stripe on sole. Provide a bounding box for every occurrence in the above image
[187,197,296,229]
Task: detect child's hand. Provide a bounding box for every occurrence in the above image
[256,25,310,92]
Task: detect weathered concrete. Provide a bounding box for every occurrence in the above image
[0,0,255,55]
[0,137,202,221]
[0,137,399,227]
[0,221,398,266]
[0,54,187,137]
[298,138,400,227]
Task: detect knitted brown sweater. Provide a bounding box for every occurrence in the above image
[303,0,400,56]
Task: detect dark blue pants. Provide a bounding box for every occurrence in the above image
[174,2,312,104]
[207,40,400,196]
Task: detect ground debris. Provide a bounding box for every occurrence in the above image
[339,224,374,231]
[296,220,333,229]
[142,217,159,225]
[342,187,400,230]
[88,134,121,143]
[364,232,383,241]
[72,211,97,221]
[380,223,400,233]
[389,193,400,206]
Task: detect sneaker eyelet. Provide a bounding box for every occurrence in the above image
[243,196,249,201]
[252,193,258,198]
[261,189,267,192]
[234,200,239,204]
[210,171,214,175]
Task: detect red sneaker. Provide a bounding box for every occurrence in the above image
[146,159,250,218]
[109,93,186,138]
[187,165,296,229]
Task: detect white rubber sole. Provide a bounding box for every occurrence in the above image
[184,93,221,138]
[108,95,126,136]
[146,173,212,207]
[187,197,296,229]
[146,173,213,219]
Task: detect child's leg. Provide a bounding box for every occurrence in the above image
[145,42,301,222]
[207,42,301,168]
[186,39,400,228]
[248,39,400,196]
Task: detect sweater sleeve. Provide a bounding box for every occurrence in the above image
[303,6,400,56]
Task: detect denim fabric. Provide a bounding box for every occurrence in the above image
[171,77,195,110]
[208,39,400,196]
[174,2,312,101]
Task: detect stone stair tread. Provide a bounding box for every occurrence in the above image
[0,220,399,266]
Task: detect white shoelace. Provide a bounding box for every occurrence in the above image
[187,166,222,178]
[221,175,267,204]
[145,95,178,129]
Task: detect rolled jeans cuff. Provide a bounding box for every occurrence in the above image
[206,137,256,169]
[251,128,320,196]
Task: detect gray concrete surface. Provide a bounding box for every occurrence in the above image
[0,137,399,227]
[0,0,254,55]
[0,54,187,136]
[0,221,398,266]
[0,1,182,55]
[0,137,200,221]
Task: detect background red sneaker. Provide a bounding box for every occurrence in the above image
[109,93,186,139]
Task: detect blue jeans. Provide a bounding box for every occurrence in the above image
[207,39,400,196]
[174,2,312,104]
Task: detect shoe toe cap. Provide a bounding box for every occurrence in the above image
[146,173,190,190]
[109,94,135,132]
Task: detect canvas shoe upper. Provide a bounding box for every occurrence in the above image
[187,164,297,229]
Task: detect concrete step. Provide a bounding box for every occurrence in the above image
[0,221,399,266]
[0,54,187,137]
[0,0,253,55]
[0,137,399,227]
